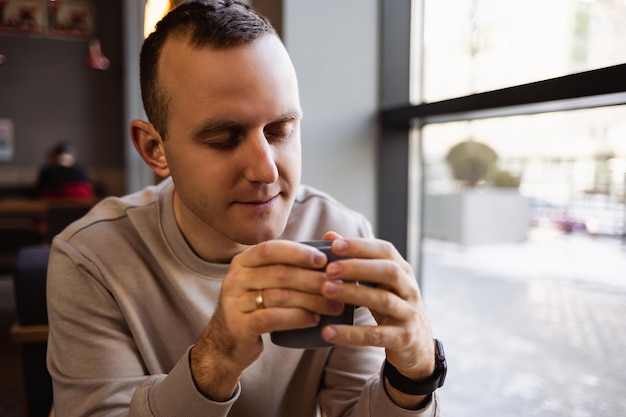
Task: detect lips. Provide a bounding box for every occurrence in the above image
[236,193,280,206]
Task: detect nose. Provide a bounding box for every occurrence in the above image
[242,132,279,184]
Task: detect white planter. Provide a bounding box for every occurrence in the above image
[424,189,530,245]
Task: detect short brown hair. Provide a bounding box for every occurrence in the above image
[139,0,277,138]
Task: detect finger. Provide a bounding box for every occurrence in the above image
[321,323,409,350]
[245,287,345,316]
[331,238,409,268]
[236,263,330,294]
[236,240,327,270]
[323,230,343,241]
[325,258,419,302]
[221,264,329,316]
[329,238,414,291]
[321,279,412,320]
[250,307,321,334]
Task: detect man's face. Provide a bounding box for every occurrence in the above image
[157,34,302,250]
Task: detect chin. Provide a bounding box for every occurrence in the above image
[232,226,284,246]
[226,206,293,245]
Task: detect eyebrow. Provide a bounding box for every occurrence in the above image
[192,110,303,139]
[276,110,304,122]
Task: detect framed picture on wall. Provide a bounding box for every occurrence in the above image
[0,0,47,36]
[48,0,95,39]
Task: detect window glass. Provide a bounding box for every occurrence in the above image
[420,0,626,102]
[419,106,626,415]
[423,106,626,235]
[404,2,626,414]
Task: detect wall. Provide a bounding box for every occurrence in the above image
[0,0,125,196]
[0,0,381,221]
[283,0,379,228]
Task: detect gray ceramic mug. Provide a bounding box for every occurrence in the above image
[270,240,355,348]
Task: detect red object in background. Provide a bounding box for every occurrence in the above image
[86,38,109,70]
[41,181,95,200]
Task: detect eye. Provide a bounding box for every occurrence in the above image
[208,134,244,150]
[201,128,245,150]
[208,137,239,150]
[264,122,295,141]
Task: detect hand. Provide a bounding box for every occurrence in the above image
[319,232,435,382]
[190,239,344,400]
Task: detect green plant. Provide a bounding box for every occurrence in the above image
[445,141,498,187]
[491,169,521,188]
[445,140,521,189]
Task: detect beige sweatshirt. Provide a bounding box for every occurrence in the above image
[47,178,439,417]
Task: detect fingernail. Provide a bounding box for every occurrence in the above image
[313,252,326,266]
[324,326,337,341]
[324,281,339,294]
[311,313,321,324]
[334,239,348,252]
[326,262,341,276]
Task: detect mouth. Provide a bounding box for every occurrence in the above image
[236,193,280,207]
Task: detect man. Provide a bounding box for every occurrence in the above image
[46,1,444,416]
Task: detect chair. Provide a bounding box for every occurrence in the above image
[10,245,52,417]
[0,217,44,274]
[44,202,92,242]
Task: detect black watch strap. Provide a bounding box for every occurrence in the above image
[383,339,447,396]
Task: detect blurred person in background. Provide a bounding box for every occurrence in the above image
[36,141,95,200]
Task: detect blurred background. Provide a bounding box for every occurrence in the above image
[1,0,625,416]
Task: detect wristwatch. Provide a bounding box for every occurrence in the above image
[383,339,447,396]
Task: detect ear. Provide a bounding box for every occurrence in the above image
[130,119,171,178]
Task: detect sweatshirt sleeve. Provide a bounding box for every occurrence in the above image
[46,240,237,417]
[129,347,240,417]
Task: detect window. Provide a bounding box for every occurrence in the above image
[422,0,626,102]
[144,0,175,38]
[379,1,626,416]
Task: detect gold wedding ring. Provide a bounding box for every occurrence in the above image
[255,289,265,309]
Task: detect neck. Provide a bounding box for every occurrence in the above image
[172,191,250,263]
